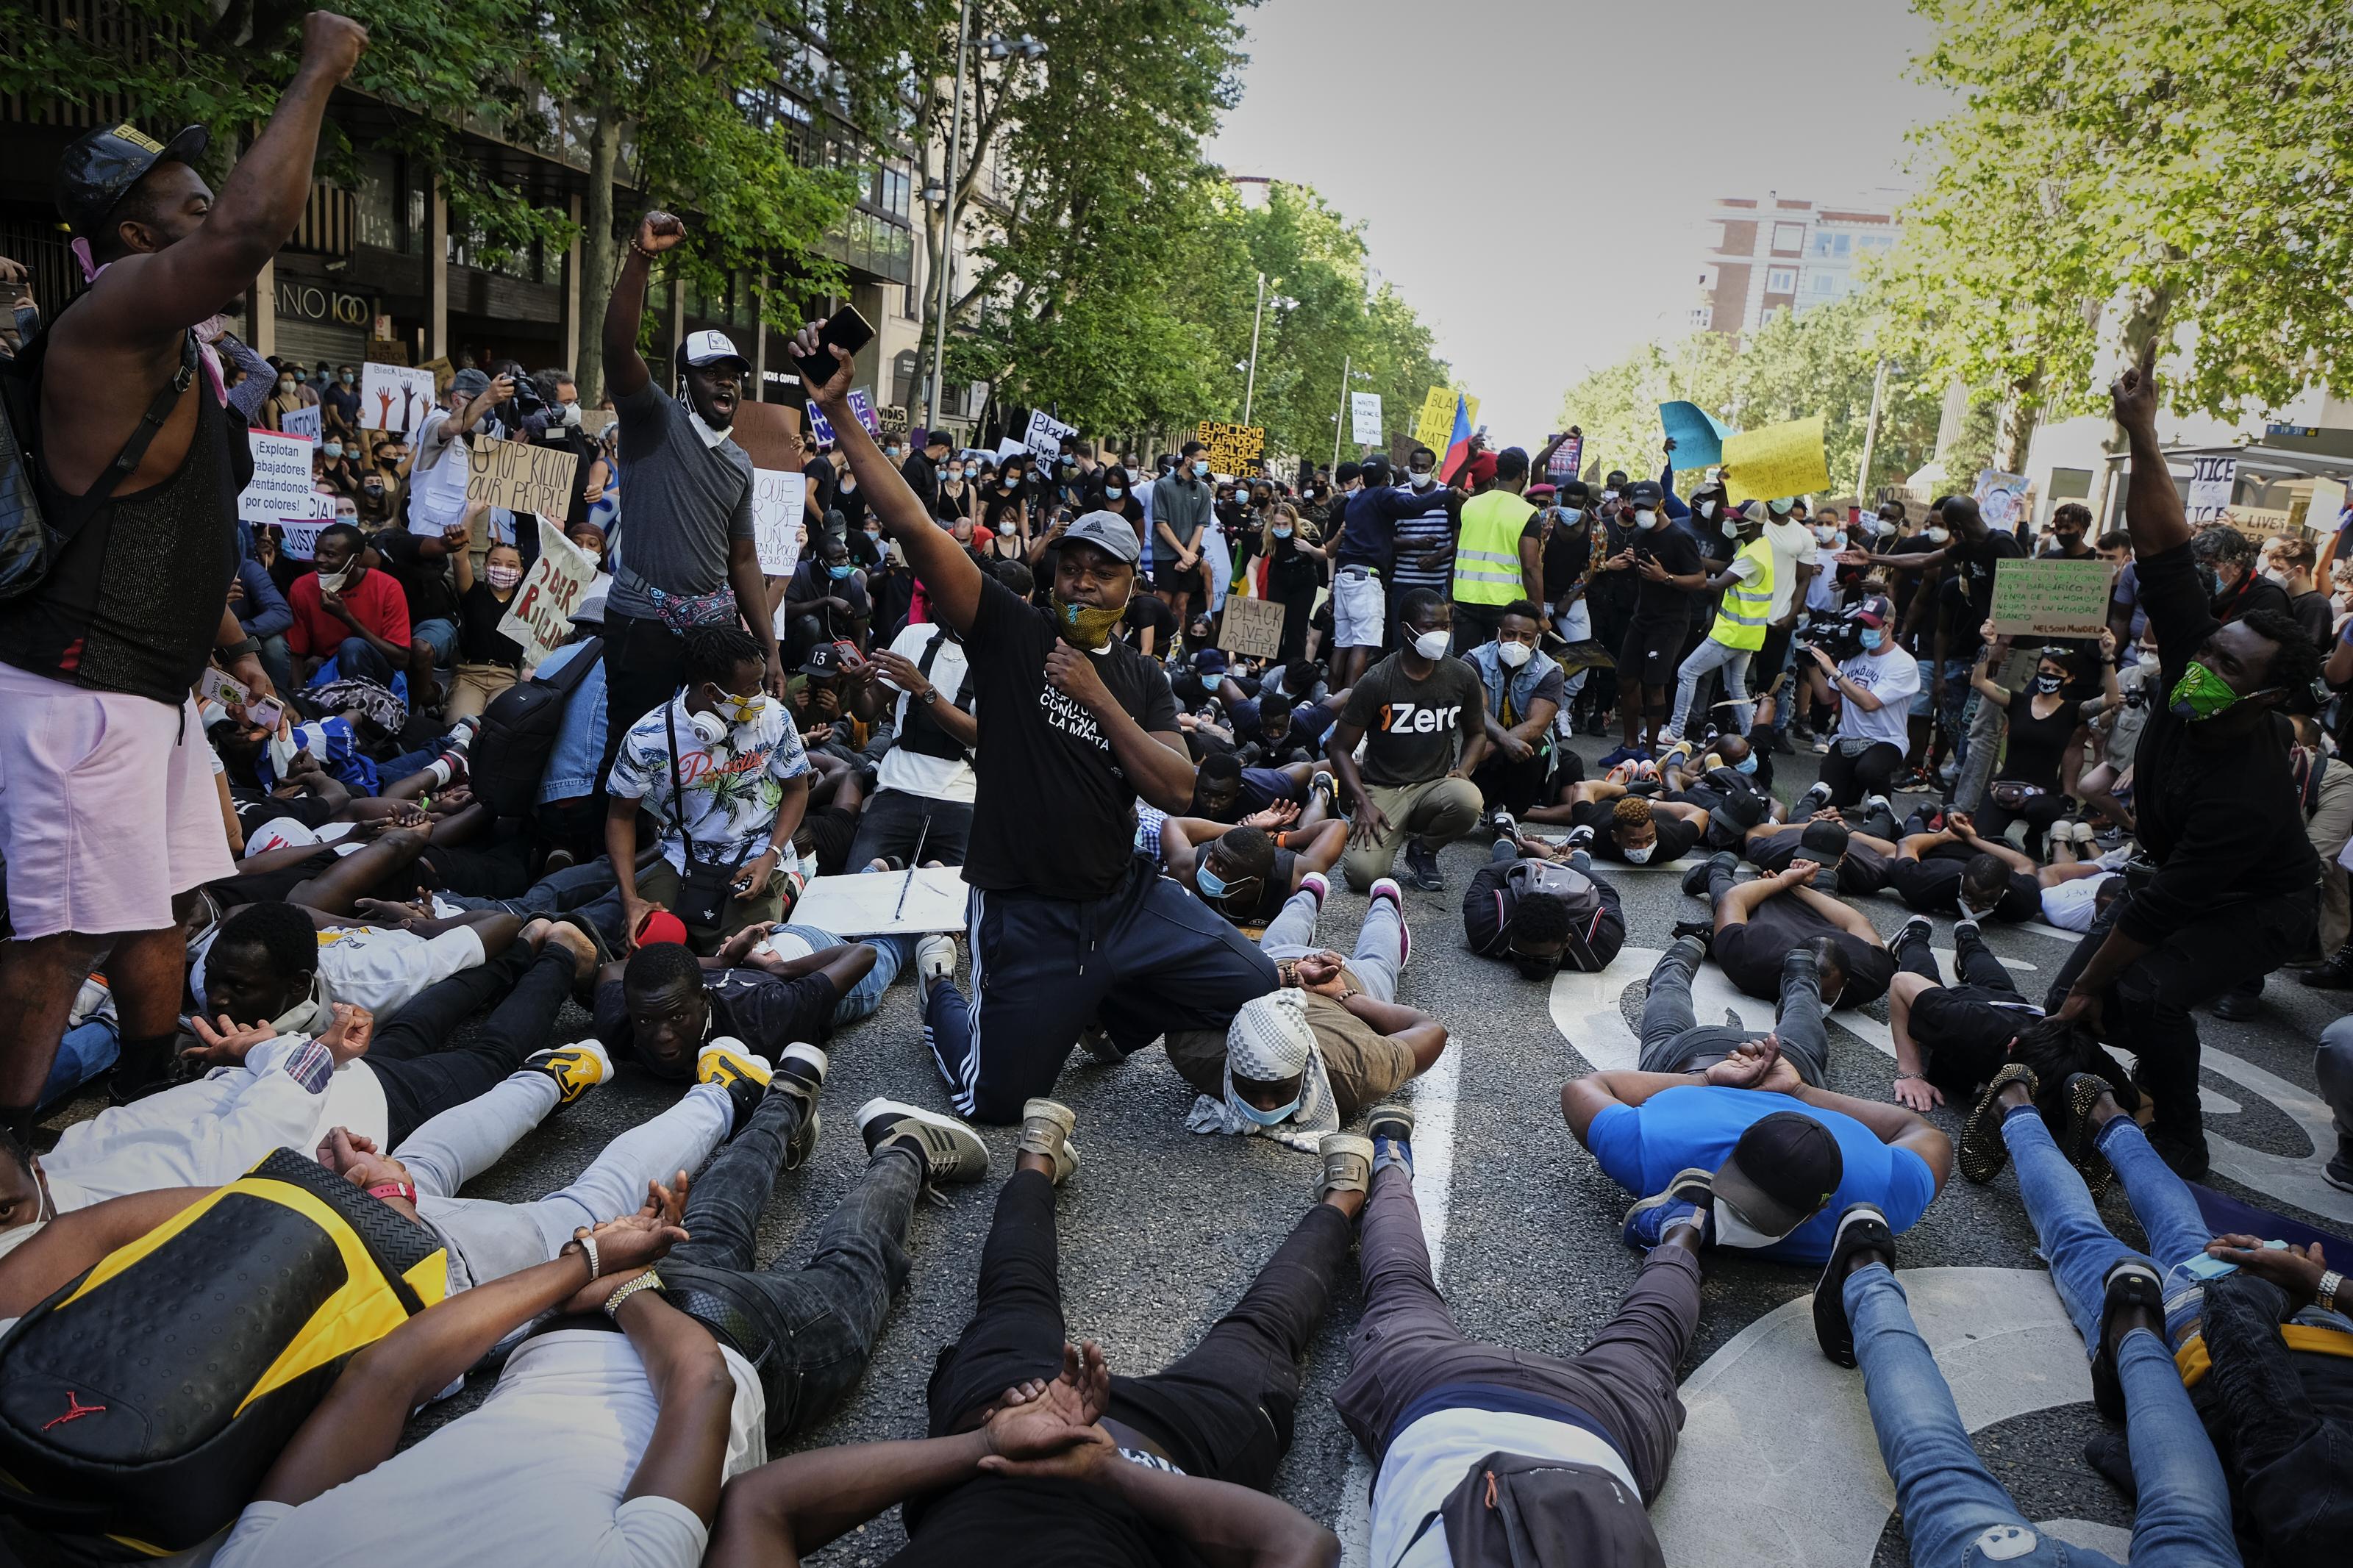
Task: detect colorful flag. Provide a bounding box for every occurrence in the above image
[1440,394,1474,484]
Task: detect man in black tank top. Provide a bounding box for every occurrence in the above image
[0,14,368,1137]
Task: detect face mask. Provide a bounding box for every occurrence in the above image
[1497,640,1533,668]
[340,371,356,384]
[1697,499,1718,520]
[277,379,297,395]
[314,568,350,593]
[1859,629,1884,651]
[485,563,523,590]
[1734,752,1759,775]
[363,480,385,496]
[1231,1090,1302,1127]
[1621,842,1656,864]
[1410,629,1451,661]
[715,692,768,728]
[947,468,963,480]
[323,443,343,459]
[1409,469,1436,490]
[1633,509,1657,531]
[1513,955,1556,981]
[2263,566,2293,587]
[2032,673,2063,694]
[828,562,854,581]
[840,479,857,493]
[1193,460,1210,477]
[2168,659,2255,722]
[1053,590,1129,651]
[1925,526,1950,543]
[1602,489,1621,503]
[561,401,582,428]
[999,480,1015,492]
[1196,862,1252,903]
[1272,525,1293,540]
[1767,498,1793,516]
[1106,486,1124,499]
[1815,526,1839,545]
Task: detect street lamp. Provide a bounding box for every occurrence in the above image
[922,10,1046,430]
[1240,272,1297,427]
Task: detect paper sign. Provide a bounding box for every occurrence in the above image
[497,519,597,667]
[783,864,970,937]
[1974,469,2031,532]
[2185,454,2238,524]
[995,437,1029,462]
[1216,594,1286,662]
[751,468,808,576]
[275,519,326,560]
[240,430,334,524]
[465,434,581,519]
[1196,419,1266,477]
[846,389,882,437]
[1659,401,1732,470]
[806,401,838,445]
[1547,431,1585,482]
[1721,415,1830,504]
[2307,476,2348,535]
[1024,408,1077,458]
[361,362,436,432]
[278,404,321,443]
[1349,392,1384,445]
[1989,556,2113,638]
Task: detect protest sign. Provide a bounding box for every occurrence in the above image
[1658,401,1732,470]
[2185,454,2237,523]
[465,434,580,519]
[1546,430,1585,482]
[1721,416,1829,504]
[996,437,1029,462]
[361,362,436,432]
[845,388,882,437]
[783,865,968,937]
[274,519,328,560]
[240,430,334,524]
[733,400,806,473]
[1412,387,1480,454]
[1989,557,2113,638]
[1216,593,1286,661]
[751,468,808,576]
[1196,419,1266,477]
[2304,476,2348,535]
[1349,392,1384,445]
[418,357,454,398]
[1024,407,1077,458]
[278,404,321,443]
[1974,469,2030,532]
[497,519,598,668]
[805,400,838,445]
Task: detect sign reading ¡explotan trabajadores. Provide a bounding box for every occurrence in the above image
[1196,420,1265,477]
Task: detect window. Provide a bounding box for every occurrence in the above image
[1771,222,1806,253]
[1810,272,1840,296]
[1767,268,1797,293]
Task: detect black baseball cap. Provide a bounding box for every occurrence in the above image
[57,122,210,239]
[1625,479,1663,506]
[800,642,847,677]
[1800,819,1852,858]
[1714,1111,1843,1246]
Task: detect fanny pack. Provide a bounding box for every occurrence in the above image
[617,562,738,634]
[665,701,754,928]
[1990,781,2046,809]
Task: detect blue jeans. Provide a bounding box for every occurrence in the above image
[40,1019,118,1110]
[1846,1263,2239,1568]
[779,918,910,1026]
[412,616,459,668]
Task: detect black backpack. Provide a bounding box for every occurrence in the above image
[468,635,602,817]
[1396,1451,1664,1568]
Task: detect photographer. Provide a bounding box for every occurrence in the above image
[1802,595,1918,809]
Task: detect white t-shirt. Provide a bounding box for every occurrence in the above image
[314,925,488,1017]
[1763,518,1813,619]
[1831,648,1921,748]
[1371,1406,1644,1568]
[210,1330,767,1568]
[407,408,473,529]
[874,622,976,803]
[1804,542,1842,613]
[2042,873,2116,931]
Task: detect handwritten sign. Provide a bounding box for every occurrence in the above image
[2185,454,2237,524]
[1196,419,1265,477]
[1216,594,1286,662]
[733,401,805,473]
[278,403,321,443]
[497,519,598,667]
[1989,556,2113,638]
[751,468,808,576]
[1024,407,1077,459]
[1410,386,1479,454]
[466,434,580,519]
[360,362,436,432]
[240,430,335,524]
[1974,469,2030,532]
[1349,392,1384,445]
[1721,415,1830,504]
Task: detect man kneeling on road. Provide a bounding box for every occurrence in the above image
[1324,588,1487,893]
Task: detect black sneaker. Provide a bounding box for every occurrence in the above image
[771,1044,829,1170]
[856,1098,989,1184]
[2299,945,2353,989]
[1958,1062,2038,1184]
[1682,850,1735,899]
[1813,1203,1896,1367]
[1892,915,1933,956]
[1669,917,1715,949]
[2088,1261,2163,1420]
[1402,838,1444,892]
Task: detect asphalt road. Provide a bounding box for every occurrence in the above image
[393,732,2352,1564]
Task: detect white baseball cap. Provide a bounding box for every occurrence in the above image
[681,329,749,370]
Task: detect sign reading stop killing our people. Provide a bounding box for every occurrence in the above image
[498,519,599,669]
[466,434,581,519]
[1989,556,2113,638]
[1196,419,1266,477]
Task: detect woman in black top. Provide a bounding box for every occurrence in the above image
[445,537,529,723]
[981,459,1029,545]
[1088,465,1147,554]
[1259,501,1324,663]
[1968,629,2107,857]
[934,455,976,525]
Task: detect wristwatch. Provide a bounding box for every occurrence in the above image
[918,687,939,705]
[2320,1268,2344,1316]
[222,636,262,659]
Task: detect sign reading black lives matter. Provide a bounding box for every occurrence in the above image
[466,434,580,518]
[1196,419,1265,477]
[1217,595,1286,661]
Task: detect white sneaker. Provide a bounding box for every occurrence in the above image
[1864,793,1893,820]
[915,932,958,984]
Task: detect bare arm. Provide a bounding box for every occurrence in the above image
[1785,881,1883,942]
[616,1291,738,1523]
[601,213,680,401]
[1791,1080,1952,1194]
[1949,814,2036,876]
[2110,336,2192,557]
[726,535,787,696]
[0,1188,212,1319]
[710,1432,996,1567]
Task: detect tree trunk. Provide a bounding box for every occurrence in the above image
[1993,359,2043,473]
[576,103,624,407]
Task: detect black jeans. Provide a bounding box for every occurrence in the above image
[661,1087,922,1439]
[370,944,572,1145]
[1976,787,2071,859]
[925,1170,1352,1489]
[845,787,974,870]
[1893,917,2016,992]
[1819,740,1903,807]
[1471,748,1554,818]
[596,612,690,801]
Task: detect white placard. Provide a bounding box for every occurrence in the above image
[751,468,808,576]
[240,430,334,524]
[276,519,327,560]
[1023,408,1076,459]
[496,518,598,669]
[996,437,1029,462]
[360,362,437,432]
[786,865,969,936]
[2186,454,2238,524]
[278,403,321,442]
[1350,391,1384,444]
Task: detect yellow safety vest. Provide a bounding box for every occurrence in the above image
[1712,533,1776,651]
[1449,490,1537,607]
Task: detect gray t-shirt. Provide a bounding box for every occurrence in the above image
[606,379,756,619]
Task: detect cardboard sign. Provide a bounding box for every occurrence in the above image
[2306,476,2349,535]
[1974,469,2031,533]
[733,401,806,473]
[274,519,328,560]
[1721,416,1830,504]
[278,403,321,442]
[2185,454,2238,524]
[1196,419,1266,478]
[1989,556,2113,638]
[1349,392,1384,445]
[497,519,598,668]
[751,468,808,576]
[1024,407,1076,458]
[1659,401,1732,470]
[465,434,581,519]
[240,430,334,524]
[1216,593,1286,662]
[1411,386,1479,454]
[361,362,437,432]
[1547,430,1585,482]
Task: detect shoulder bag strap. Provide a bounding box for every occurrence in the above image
[663,698,699,865]
[70,330,199,528]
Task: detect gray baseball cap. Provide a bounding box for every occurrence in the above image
[1062,509,1141,566]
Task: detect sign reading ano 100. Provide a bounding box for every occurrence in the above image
[277,281,374,326]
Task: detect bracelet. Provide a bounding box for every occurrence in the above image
[2321,1269,2345,1316]
[603,1270,665,1319]
[365,1179,417,1203]
[628,237,657,261]
[571,1231,601,1282]
[1895,1073,1927,1081]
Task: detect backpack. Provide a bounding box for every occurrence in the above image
[1505,860,1613,973]
[1397,1451,1664,1568]
[0,1148,447,1557]
[468,635,603,817]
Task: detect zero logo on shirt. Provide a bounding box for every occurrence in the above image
[1379,701,1463,734]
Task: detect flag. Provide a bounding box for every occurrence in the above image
[1440,394,1474,484]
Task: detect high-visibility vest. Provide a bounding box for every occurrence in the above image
[1449,490,1537,607]
[1712,533,1777,651]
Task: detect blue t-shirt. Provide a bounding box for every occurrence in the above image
[1584,1085,1936,1264]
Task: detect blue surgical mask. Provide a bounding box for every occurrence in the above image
[1232,1091,1301,1127]
[1273,526,1293,539]
[1195,863,1234,900]
[1193,459,1210,476]
[1859,629,1885,650]
[1106,486,1124,498]
[828,562,854,580]
[1734,753,1759,775]
[323,443,343,459]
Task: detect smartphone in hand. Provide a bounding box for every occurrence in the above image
[792,309,875,388]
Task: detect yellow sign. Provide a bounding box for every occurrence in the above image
[1412,387,1479,454]
[1721,415,1830,504]
[1196,419,1266,476]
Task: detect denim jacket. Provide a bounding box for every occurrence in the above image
[1466,640,1562,736]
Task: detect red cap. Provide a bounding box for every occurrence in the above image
[635,910,690,948]
[1464,451,1499,486]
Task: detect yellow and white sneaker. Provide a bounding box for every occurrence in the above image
[522,1039,612,1108]
[697,1038,773,1137]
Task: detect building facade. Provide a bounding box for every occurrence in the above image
[1690,191,1902,339]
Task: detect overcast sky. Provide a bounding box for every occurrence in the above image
[1205,0,1955,443]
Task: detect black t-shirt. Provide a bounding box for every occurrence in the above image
[1715,893,1894,1009]
[2290,587,2334,652]
[1746,826,1892,895]
[455,580,525,667]
[961,575,1179,901]
[1540,513,1593,598]
[1952,531,2024,634]
[1340,651,1485,787]
[1995,688,2077,791]
[1910,984,2043,1098]
[1629,524,1704,620]
[1567,799,1702,864]
[1120,593,1177,648]
[369,529,460,626]
[1886,849,2041,920]
[1885,536,1941,649]
[887,1477,1163,1568]
[592,967,840,1075]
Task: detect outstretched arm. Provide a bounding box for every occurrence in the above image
[2110,336,2191,557]
[601,212,683,401]
[1791,1080,1952,1194]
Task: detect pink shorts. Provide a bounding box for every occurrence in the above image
[0,663,237,939]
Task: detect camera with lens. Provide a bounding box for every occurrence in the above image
[1795,611,1865,664]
